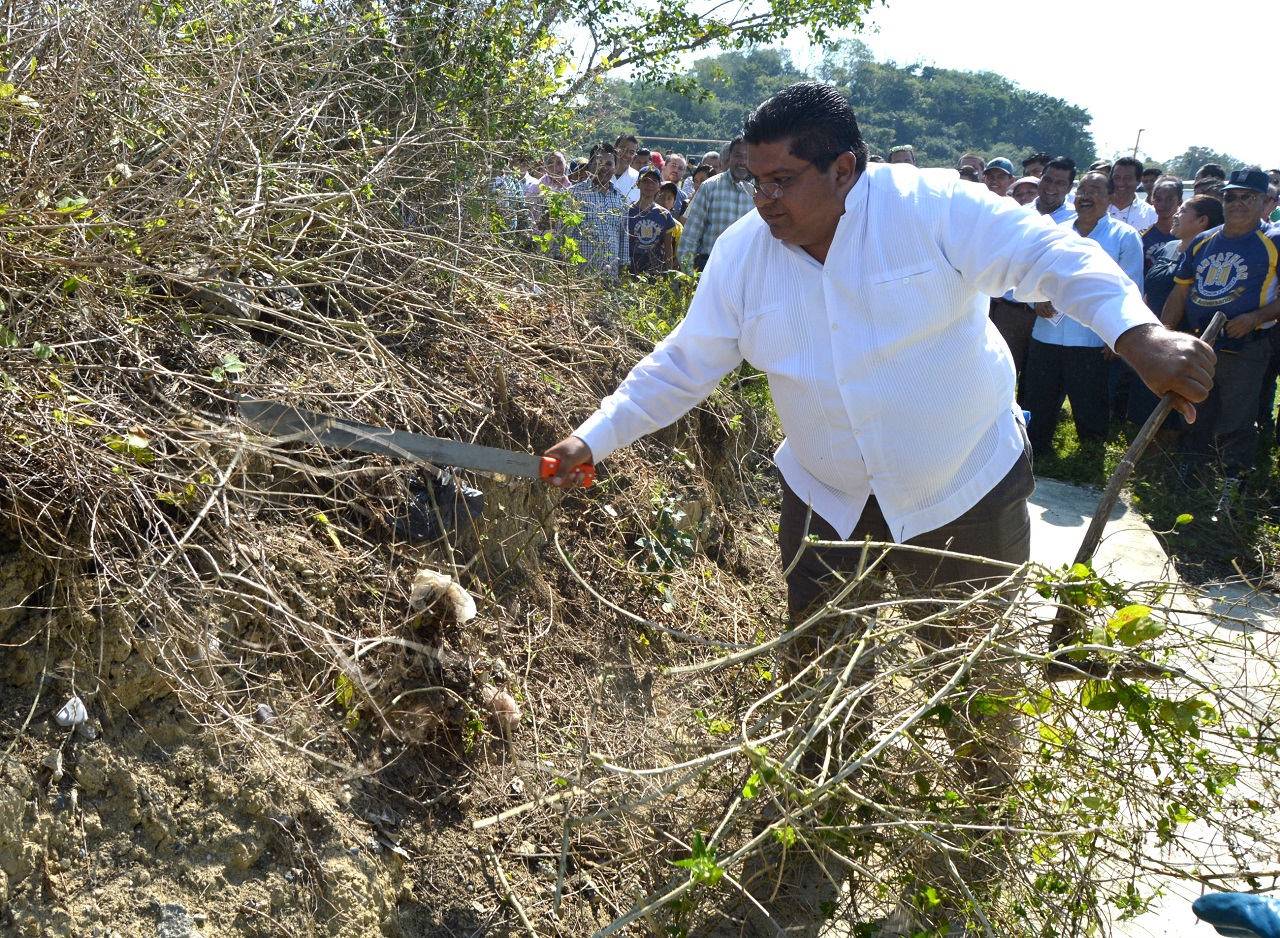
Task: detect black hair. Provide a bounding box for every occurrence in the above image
[691,165,714,182]
[743,81,868,174]
[1152,174,1183,194]
[1192,178,1224,198]
[588,142,618,170]
[1080,170,1115,194]
[1142,166,1162,176]
[1111,156,1143,181]
[1044,156,1077,184]
[1185,194,1224,228]
[1023,151,1052,169]
[614,134,638,148]
[636,147,651,159]
[1195,162,1227,181]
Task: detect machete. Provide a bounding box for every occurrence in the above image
[239,398,595,486]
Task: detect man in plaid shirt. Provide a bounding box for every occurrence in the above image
[677,136,755,272]
[566,142,630,279]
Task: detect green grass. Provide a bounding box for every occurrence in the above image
[1034,402,1280,586]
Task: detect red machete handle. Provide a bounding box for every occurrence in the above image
[540,456,595,487]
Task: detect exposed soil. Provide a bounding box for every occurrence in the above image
[0,340,788,937]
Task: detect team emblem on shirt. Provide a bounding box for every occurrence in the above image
[1194,251,1249,306]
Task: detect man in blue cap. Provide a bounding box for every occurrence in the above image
[983,157,1016,196]
[1162,168,1280,510]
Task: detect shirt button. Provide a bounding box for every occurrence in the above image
[903,277,911,284]
[831,323,838,331]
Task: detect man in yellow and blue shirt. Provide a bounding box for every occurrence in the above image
[1163,168,1280,493]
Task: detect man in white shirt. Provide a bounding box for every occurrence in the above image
[1109,156,1158,230]
[611,134,640,205]
[547,83,1212,608]
[544,79,1215,930]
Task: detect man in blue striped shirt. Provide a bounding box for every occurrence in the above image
[565,142,630,279]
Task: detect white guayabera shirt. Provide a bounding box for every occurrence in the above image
[575,164,1157,543]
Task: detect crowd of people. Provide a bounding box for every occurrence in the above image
[496,133,1280,510]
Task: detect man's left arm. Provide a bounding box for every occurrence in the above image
[1223,296,1280,338]
[1113,324,1216,423]
[940,184,1215,420]
[1223,235,1280,337]
[1116,227,1145,294]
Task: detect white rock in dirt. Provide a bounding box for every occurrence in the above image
[55,696,87,727]
[479,685,521,732]
[42,749,64,780]
[409,569,476,623]
[156,902,197,938]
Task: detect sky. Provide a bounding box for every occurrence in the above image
[781,0,1277,168]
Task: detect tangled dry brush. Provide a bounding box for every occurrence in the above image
[2,3,1280,937]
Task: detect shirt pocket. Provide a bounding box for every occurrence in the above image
[870,263,936,290]
[739,304,805,372]
[867,264,950,328]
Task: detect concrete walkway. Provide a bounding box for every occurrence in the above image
[1027,477,1280,938]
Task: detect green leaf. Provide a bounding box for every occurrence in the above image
[1109,605,1164,647]
[1175,513,1193,526]
[105,431,153,464]
[672,833,723,888]
[772,826,796,848]
[335,673,355,709]
[1038,724,1064,746]
[1080,680,1119,712]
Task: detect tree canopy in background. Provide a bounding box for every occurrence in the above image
[597,41,1098,168]
[1160,146,1251,179]
[553,0,882,100]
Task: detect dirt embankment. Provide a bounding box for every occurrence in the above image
[0,260,783,938]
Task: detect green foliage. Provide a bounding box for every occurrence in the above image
[634,489,699,572]
[671,832,723,887]
[820,40,1096,166]
[1161,146,1250,179]
[105,430,153,465]
[210,352,245,384]
[600,42,1097,167]
[558,0,879,101]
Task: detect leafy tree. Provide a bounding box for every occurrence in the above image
[552,0,881,99]
[1161,146,1249,179]
[600,41,1097,169]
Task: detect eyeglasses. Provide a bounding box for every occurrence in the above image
[744,163,820,200]
[746,154,855,201]
[1223,190,1260,203]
